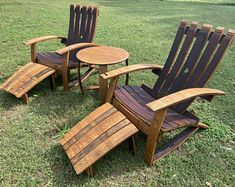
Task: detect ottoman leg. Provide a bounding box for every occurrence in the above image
[22,94,29,104]
[85,166,94,177]
[128,135,136,156]
[59,103,138,176]
[49,73,56,92]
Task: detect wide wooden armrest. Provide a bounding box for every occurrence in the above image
[56,43,98,55]
[101,64,164,80]
[23,35,66,45]
[147,88,225,111]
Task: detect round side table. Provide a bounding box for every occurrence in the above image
[77,46,129,103]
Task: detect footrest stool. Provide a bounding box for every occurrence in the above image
[59,103,138,176]
[0,62,56,104]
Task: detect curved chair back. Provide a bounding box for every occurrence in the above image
[150,21,234,112]
[66,5,99,61]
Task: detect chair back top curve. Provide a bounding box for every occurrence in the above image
[148,21,235,112]
[66,4,99,61]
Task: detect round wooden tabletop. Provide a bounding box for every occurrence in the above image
[77,46,129,65]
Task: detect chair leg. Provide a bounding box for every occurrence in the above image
[62,53,69,91]
[77,64,84,94]
[22,93,29,104]
[49,73,56,92]
[144,109,166,166]
[144,131,160,166]
[128,135,136,156]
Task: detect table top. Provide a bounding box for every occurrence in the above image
[77,46,129,65]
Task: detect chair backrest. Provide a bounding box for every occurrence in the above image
[149,21,235,113]
[66,4,99,61]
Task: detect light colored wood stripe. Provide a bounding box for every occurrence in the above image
[0,62,55,98]
[60,103,113,145]
[73,124,138,175]
[66,113,127,159]
[63,107,117,150]
[70,118,130,164]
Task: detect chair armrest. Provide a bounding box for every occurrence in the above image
[23,35,66,45]
[56,43,98,55]
[147,88,225,112]
[101,64,164,80]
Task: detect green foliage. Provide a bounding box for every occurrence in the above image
[0,0,234,186]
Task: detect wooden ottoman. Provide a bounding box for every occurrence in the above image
[0,62,56,104]
[59,103,138,176]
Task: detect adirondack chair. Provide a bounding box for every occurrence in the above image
[24,4,99,91]
[101,21,235,166]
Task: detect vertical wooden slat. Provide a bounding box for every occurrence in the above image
[74,5,81,43]
[152,20,187,96]
[183,27,224,89]
[67,4,75,45]
[168,24,212,94]
[79,6,88,41]
[196,29,235,87]
[157,22,198,98]
[84,7,93,42]
[88,7,98,42]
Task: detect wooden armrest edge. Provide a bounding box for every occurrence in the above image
[23,35,66,45]
[147,88,225,111]
[101,64,164,80]
[56,43,98,55]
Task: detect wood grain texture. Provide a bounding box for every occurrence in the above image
[101,64,163,80]
[152,20,187,94]
[99,65,108,104]
[60,103,138,175]
[77,46,129,65]
[56,43,98,55]
[24,35,66,45]
[0,62,55,98]
[36,52,78,69]
[114,86,199,132]
[147,88,225,112]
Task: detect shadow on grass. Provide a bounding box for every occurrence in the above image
[46,134,148,185]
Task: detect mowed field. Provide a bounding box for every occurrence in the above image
[0,0,234,186]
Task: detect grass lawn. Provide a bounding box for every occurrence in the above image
[0,0,235,186]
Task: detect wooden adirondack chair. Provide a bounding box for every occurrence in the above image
[101,21,235,166]
[24,4,99,91]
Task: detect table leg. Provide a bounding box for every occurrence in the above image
[99,65,108,104]
[125,59,129,85]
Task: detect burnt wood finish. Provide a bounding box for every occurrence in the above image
[0,62,56,104]
[60,103,138,176]
[101,21,235,166]
[24,5,99,91]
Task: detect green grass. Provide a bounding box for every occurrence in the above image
[0,0,235,186]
